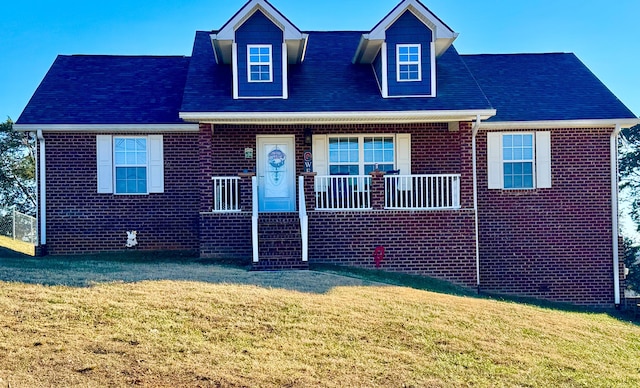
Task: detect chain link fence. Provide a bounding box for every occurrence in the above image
[0,208,37,244]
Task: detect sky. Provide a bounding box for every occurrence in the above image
[1,0,639,122]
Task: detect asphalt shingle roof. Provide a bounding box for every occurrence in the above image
[17,33,636,125]
[461,53,637,122]
[181,31,492,113]
[17,55,190,125]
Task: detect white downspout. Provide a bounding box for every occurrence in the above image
[472,115,482,292]
[611,124,622,307]
[37,129,46,246]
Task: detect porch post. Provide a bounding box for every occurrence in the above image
[369,170,385,210]
[301,172,316,211]
[238,172,256,212]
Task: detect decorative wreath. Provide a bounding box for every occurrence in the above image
[268,148,286,169]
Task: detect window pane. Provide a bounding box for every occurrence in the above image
[503,162,533,189]
[513,135,522,147]
[384,150,393,162]
[115,167,147,194]
[503,135,512,147]
[504,176,513,189]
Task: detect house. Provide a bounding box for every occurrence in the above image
[14,0,638,308]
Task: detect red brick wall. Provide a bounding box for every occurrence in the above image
[308,210,478,287]
[43,132,200,254]
[200,213,252,260]
[476,127,616,307]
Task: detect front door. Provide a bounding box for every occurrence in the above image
[257,135,296,212]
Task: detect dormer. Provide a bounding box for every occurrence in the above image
[353,0,458,98]
[211,0,308,99]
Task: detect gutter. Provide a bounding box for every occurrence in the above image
[611,124,623,308]
[36,129,46,246]
[472,115,482,292]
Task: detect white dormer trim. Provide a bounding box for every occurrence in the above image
[353,0,458,64]
[212,0,308,65]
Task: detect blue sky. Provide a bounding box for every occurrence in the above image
[2,0,639,121]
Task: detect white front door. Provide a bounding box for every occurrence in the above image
[257,135,296,212]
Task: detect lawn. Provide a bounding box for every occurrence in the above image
[0,256,639,387]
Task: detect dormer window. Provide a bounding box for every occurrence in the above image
[397,44,421,82]
[248,45,272,82]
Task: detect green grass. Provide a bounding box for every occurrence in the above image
[0,257,639,387]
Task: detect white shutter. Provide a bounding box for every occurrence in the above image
[396,134,412,191]
[396,134,411,175]
[96,135,113,193]
[536,131,552,188]
[148,135,164,193]
[312,135,328,175]
[487,132,503,189]
[312,135,328,191]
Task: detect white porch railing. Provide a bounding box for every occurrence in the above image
[252,176,259,263]
[212,177,240,212]
[385,174,460,210]
[315,175,372,210]
[298,176,308,262]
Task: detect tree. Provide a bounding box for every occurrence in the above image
[620,124,640,293]
[0,118,35,215]
[623,237,640,293]
[620,124,640,231]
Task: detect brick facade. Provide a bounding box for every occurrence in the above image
[476,127,617,307]
[42,132,200,254]
[38,122,620,306]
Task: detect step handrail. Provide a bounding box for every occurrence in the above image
[252,176,258,263]
[299,176,308,262]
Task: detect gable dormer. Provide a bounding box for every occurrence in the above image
[211,0,308,100]
[353,0,458,98]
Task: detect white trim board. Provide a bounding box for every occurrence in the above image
[180,109,497,125]
[13,124,200,133]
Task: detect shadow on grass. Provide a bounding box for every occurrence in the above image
[0,251,386,294]
[0,249,637,324]
[311,263,640,325]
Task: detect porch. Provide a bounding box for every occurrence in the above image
[201,172,476,287]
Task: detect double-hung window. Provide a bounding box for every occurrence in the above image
[397,44,421,82]
[248,45,272,82]
[97,135,164,194]
[487,132,551,190]
[502,134,534,189]
[114,137,148,194]
[328,136,395,175]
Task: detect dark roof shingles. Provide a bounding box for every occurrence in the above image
[461,53,636,121]
[180,31,492,113]
[17,55,190,125]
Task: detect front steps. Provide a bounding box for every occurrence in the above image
[252,213,308,271]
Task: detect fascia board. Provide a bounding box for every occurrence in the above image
[216,0,303,41]
[13,124,200,133]
[179,109,496,125]
[368,0,455,41]
[479,118,640,130]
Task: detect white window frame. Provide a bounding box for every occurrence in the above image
[97,134,164,194]
[487,131,552,190]
[396,44,421,82]
[114,136,149,195]
[327,135,397,175]
[247,44,273,83]
[502,133,535,190]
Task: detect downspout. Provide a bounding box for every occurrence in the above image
[472,115,482,293]
[37,129,46,246]
[611,124,622,308]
